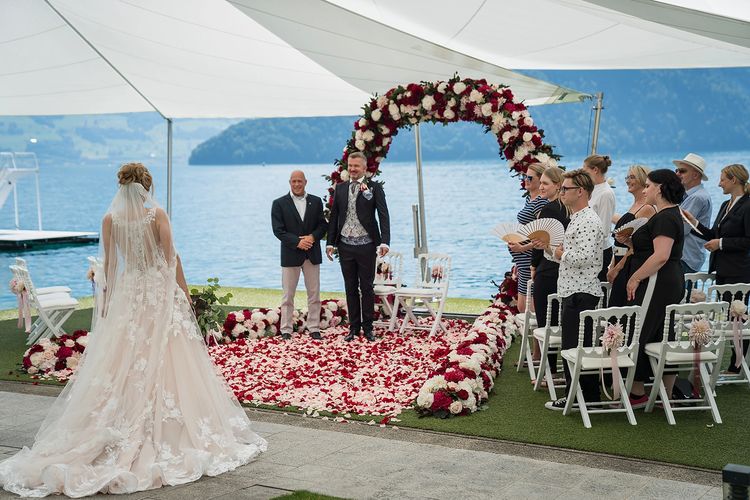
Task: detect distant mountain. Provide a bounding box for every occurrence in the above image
[189,68,750,165]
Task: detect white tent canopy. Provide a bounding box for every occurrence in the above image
[0,0,588,119]
[323,0,750,70]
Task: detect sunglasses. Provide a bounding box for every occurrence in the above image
[625,175,636,181]
[523,175,535,181]
[675,168,689,174]
[560,185,581,193]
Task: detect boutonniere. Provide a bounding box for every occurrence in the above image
[360,181,373,200]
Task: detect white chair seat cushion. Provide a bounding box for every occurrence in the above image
[395,287,442,297]
[36,294,78,309]
[37,286,72,295]
[516,314,537,326]
[533,326,560,343]
[561,347,635,370]
[644,342,718,363]
[373,285,397,294]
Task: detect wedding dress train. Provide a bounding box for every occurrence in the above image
[0,184,266,497]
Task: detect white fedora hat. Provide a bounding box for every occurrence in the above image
[673,153,708,181]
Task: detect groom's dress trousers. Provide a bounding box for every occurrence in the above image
[271,192,327,334]
[327,180,390,333]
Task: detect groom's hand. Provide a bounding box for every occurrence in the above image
[326,246,335,261]
[297,235,313,250]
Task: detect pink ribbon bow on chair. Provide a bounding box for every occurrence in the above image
[16,290,31,333]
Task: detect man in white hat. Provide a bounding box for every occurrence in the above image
[674,153,712,274]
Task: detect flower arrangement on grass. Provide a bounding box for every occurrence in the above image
[414,298,515,418]
[22,330,88,381]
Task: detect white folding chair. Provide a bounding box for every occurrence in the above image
[14,257,71,295]
[706,283,750,390]
[389,253,450,336]
[562,305,643,428]
[11,265,78,345]
[683,272,716,303]
[644,302,727,425]
[373,251,403,326]
[532,294,564,400]
[516,281,538,381]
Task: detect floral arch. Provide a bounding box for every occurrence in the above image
[325,75,560,205]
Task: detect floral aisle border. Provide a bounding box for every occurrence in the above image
[325,75,560,207]
[22,330,89,381]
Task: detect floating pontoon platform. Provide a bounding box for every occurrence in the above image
[0,230,99,249]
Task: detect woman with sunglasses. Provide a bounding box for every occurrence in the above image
[682,163,750,374]
[507,163,549,312]
[607,165,656,307]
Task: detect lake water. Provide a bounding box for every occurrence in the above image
[1,150,748,310]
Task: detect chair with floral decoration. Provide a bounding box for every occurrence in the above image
[682,272,716,303]
[14,257,72,296]
[11,265,78,345]
[705,283,750,391]
[643,301,727,425]
[388,253,450,336]
[373,251,403,327]
[561,305,643,428]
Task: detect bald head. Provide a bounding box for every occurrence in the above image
[289,170,307,196]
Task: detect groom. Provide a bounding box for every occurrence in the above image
[326,152,390,342]
[272,170,327,340]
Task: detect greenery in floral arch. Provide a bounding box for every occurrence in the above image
[324,74,561,207]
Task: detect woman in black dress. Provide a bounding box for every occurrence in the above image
[625,169,685,407]
[682,163,750,373]
[608,165,655,307]
[530,167,569,366]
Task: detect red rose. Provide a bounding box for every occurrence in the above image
[503,102,516,113]
[444,369,466,383]
[56,346,73,359]
[532,135,543,147]
[430,390,453,411]
[457,389,470,400]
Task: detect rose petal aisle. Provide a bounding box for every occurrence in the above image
[208,299,517,418]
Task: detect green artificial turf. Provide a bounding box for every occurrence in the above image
[1,305,747,470]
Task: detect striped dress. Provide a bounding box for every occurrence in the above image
[511,195,549,295]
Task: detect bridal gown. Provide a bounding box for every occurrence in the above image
[0,185,266,498]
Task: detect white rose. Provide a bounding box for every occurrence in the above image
[267,311,279,323]
[731,299,747,317]
[371,109,382,122]
[378,125,390,136]
[355,140,366,151]
[481,103,493,117]
[526,116,534,126]
[382,137,391,146]
[443,109,455,120]
[355,129,363,140]
[251,312,264,322]
[469,89,483,103]
[232,323,244,335]
[449,401,463,414]
[452,82,466,94]
[320,320,329,329]
[27,366,38,375]
[76,335,88,347]
[549,158,558,168]
[523,132,533,142]
[388,103,399,117]
[362,130,375,142]
[268,325,277,335]
[326,302,338,311]
[29,352,43,367]
[377,96,388,108]
[437,82,448,93]
[358,118,367,128]
[501,131,512,143]
[234,311,245,322]
[64,339,75,348]
[421,95,436,111]
[66,355,80,370]
[416,391,434,408]
[511,111,521,120]
[340,170,350,182]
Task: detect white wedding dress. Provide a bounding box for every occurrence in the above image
[0,183,266,498]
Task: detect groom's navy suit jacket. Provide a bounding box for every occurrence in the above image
[326,180,390,247]
[271,193,327,267]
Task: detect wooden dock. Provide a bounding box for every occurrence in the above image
[0,230,99,249]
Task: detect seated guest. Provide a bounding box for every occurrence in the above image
[682,163,750,374]
[674,153,712,274]
[582,154,616,282]
[530,167,569,370]
[544,169,604,410]
[507,163,549,313]
[625,169,685,407]
[607,165,656,307]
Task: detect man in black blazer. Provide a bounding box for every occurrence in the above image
[326,152,390,342]
[272,170,327,340]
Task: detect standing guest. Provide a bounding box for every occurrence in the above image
[683,163,750,373]
[674,153,712,274]
[327,152,390,342]
[271,170,328,340]
[625,169,685,407]
[582,154,616,282]
[545,169,604,410]
[507,163,549,313]
[530,167,569,371]
[607,165,656,307]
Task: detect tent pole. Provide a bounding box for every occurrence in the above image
[590,92,604,155]
[167,119,173,216]
[414,124,428,259]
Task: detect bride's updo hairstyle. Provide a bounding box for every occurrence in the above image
[647,169,685,204]
[118,162,153,193]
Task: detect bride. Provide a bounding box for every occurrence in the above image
[0,163,266,497]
